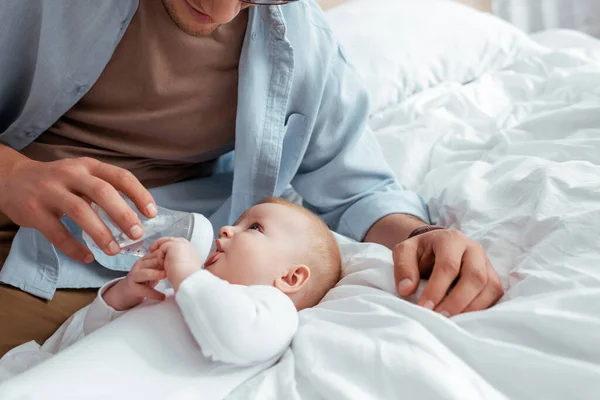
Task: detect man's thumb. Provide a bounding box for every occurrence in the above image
[393,241,420,296]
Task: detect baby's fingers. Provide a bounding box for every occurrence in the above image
[136,256,162,270]
[138,285,166,302]
[132,267,166,283]
[150,237,178,252]
[140,250,161,261]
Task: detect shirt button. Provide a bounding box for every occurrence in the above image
[77,85,89,95]
[25,129,38,138]
[251,32,258,41]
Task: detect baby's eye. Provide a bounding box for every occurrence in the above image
[248,223,262,231]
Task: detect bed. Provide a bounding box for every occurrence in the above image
[233,1,600,398]
[2,0,600,398]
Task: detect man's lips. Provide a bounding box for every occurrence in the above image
[184,0,215,24]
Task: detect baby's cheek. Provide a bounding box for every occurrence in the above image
[215,265,251,285]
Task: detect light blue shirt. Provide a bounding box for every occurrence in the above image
[0,0,430,299]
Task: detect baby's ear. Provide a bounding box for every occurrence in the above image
[275,265,310,295]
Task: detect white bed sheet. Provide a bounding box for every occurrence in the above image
[226,32,600,399]
[3,31,600,400]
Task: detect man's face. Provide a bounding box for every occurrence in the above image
[160,0,253,37]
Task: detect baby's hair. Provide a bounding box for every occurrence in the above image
[258,197,342,309]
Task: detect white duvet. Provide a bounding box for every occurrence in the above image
[226,34,600,399]
[2,31,600,400]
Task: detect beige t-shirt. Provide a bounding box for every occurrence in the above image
[22,1,247,188]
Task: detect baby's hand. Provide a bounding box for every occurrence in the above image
[150,237,203,291]
[103,253,167,311]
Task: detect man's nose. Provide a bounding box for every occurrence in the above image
[206,0,244,25]
[218,225,236,238]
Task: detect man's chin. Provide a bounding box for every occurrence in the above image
[160,0,219,37]
[172,19,219,37]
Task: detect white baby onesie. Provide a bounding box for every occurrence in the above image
[0,270,298,399]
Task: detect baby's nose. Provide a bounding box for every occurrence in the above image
[218,225,235,238]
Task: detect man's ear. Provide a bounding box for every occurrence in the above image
[274,265,310,295]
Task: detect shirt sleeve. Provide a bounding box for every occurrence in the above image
[82,278,128,336]
[175,270,298,366]
[291,33,431,241]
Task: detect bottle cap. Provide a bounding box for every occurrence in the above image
[189,213,215,265]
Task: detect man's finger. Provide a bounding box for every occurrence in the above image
[78,176,144,243]
[40,214,94,264]
[418,239,466,310]
[91,162,157,219]
[57,191,120,256]
[392,239,421,296]
[463,261,504,313]
[434,247,487,316]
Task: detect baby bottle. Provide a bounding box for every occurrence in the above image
[82,195,214,260]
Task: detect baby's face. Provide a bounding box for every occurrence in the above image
[204,203,312,286]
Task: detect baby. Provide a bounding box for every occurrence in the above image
[0,197,342,394]
[103,197,341,313]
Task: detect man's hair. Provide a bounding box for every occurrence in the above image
[258,197,342,309]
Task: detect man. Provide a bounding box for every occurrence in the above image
[0,0,503,356]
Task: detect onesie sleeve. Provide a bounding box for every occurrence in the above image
[175,270,299,365]
[82,278,128,336]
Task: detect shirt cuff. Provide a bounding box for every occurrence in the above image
[338,190,431,241]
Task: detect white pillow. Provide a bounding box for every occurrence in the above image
[324,0,541,114]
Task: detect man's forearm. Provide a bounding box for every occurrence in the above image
[364,213,427,249]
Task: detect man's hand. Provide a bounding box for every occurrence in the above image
[0,144,157,264]
[102,254,167,311]
[150,237,203,291]
[393,229,503,317]
[365,213,503,316]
